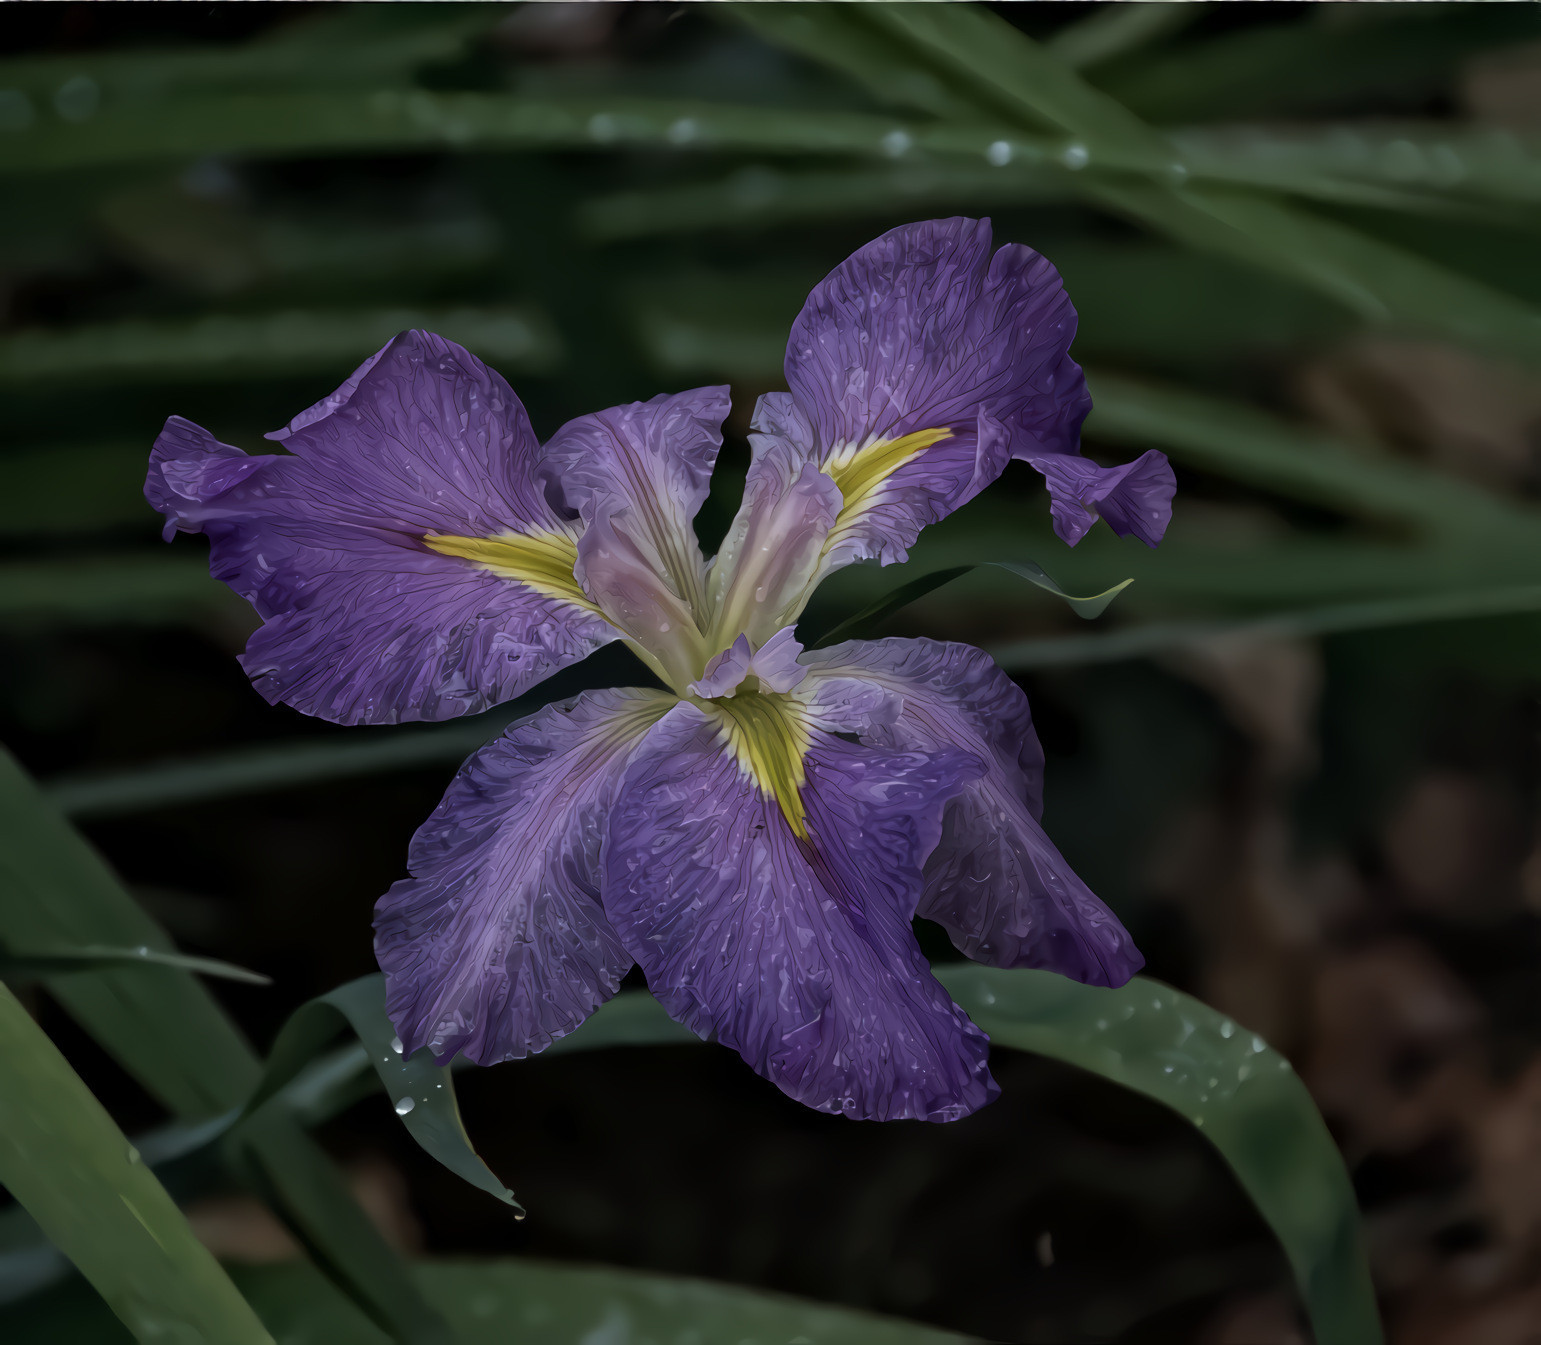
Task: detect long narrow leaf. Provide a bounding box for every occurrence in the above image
[813,561,1131,649]
[0,982,273,1345]
[0,746,457,1342]
[242,975,521,1213]
[0,306,559,385]
[0,941,270,985]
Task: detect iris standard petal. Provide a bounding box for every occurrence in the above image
[145,332,617,725]
[603,697,997,1122]
[543,387,728,687]
[804,638,1144,988]
[1026,447,1177,549]
[375,687,673,1064]
[776,216,1093,570]
[707,426,842,650]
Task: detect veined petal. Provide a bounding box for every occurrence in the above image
[375,687,673,1064]
[803,638,1143,988]
[146,332,617,724]
[772,217,1092,576]
[543,388,727,685]
[1025,448,1177,549]
[603,698,995,1122]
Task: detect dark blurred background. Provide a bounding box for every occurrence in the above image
[5,4,1541,1342]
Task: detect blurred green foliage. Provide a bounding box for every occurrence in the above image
[5,3,1541,1342]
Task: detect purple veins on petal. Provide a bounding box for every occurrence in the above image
[145,331,620,725]
[375,687,673,1065]
[803,637,1144,988]
[1025,447,1176,549]
[602,698,997,1123]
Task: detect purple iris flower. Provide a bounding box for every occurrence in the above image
[147,217,1174,1123]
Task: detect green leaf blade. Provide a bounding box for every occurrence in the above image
[0,982,274,1345]
[936,965,1380,1345]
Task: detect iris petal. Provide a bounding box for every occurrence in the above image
[602,699,996,1122]
[804,638,1144,987]
[375,688,672,1064]
[145,333,617,724]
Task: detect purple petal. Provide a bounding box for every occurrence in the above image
[375,688,672,1064]
[804,638,1144,988]
[777,217,1090,568]
[603,700,997,1122]
[708,430,843,649]
[543,388,727,682]
[145,333,616,724]
[1025,448,1176,549]
[689,634,753,698]
[689,627,807,699]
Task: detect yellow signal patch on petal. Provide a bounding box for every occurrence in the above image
[824,426,952,528]
[422,530,596,611]
[708,690,812,840]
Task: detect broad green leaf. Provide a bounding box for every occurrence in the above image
[242,975,521,1213]
[813,561,1132,648]
[0,982,273,1345]
[0,941,270,985]
[0,744,259,1117]
[985,582,1541,673]
[937,965,1377,1345]
[0,306,559,385]
[2,1257,976,1344]
[0,746,457,1343]
[555,972,1379,1345]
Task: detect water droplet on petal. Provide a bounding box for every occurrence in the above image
[985,139,1012,167]
[390,1036,403,1055]
[395,1097,416,1116]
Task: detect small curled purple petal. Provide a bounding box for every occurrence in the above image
[1025,448,1176,548]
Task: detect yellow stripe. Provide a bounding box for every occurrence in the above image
[824,426,952,527]
[710,691,812,840]
[422,530,595,611]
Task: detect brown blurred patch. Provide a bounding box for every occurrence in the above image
[1383,772,1529,921]
[1296,339,1541,495]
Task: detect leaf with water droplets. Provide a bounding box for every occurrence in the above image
[244,974,520,1212]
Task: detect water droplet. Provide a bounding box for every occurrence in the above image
[1060,142,1089,170]
[667,117,699,145]
[1219,1019,1235,1038]
[394,1097,416,1116]
[134,945,150,957]
[985,139,1012,167]
[659,621,671,633]
[881,129,912,158]
[1250,1034,1266,1054]
[588,113,618,143]
[513,1209,527,1222]
[390,1036,403,1055]
[126,1145,141,1165]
